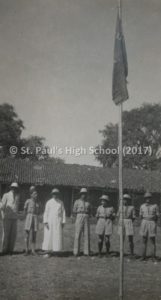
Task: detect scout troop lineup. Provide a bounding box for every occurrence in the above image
[0,183,160,261]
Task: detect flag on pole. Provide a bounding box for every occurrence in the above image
[112,11,129,105]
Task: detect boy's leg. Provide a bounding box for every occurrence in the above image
[128,235,134,256]
[25,230,30,254]
[31,230,37,255]
[98,235,104,256]
[105,235,110,256]
[141,236,148,260]
[150,237,156,259]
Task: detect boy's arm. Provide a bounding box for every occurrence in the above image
[112,207,116,220]
[0,194,7,211]
[96,207,99,219]
[24,200,28,214]
[132,207,136,221]
[155,205,160,222]
[62,202,66,225]
[139,205,143,219]
[72,200,78,215]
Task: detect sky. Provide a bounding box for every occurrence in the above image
[0,0,161,165]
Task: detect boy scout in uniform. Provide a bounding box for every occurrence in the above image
[73,188,91,256]
[24,186,39,255]
[0,182,20,254]
[118,194,136,256]
[140,192,159,261]
[96,195,115,257]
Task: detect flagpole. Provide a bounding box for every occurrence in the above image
[117,0,124,299]
[119,102,124,300]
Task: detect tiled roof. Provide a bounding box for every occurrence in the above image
[0,158,161,192]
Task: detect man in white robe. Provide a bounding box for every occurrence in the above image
[42,188,66,256]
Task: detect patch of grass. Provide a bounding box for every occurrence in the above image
[0,219,161,300]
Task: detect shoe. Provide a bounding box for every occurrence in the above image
[74,254,80,257]
[140,256,146,261]
[151,257,157,263]
[31,251,37,256]
[43,254,50,258]
[106,252,110,258]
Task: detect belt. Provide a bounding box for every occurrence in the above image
[99,216,111,219]
[77,212,89,215]
[143,217,155,221]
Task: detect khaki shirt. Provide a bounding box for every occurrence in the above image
[96,205,115,219]
[118,205,136,220]
[24,199,39,215]
[0,191,19,219]
[139,203,159,221]
[73,199,91,215]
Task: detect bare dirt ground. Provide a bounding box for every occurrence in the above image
[0,218,161,300]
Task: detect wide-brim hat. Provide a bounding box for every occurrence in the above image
[51,188,60,195]
[80,188,87,194]
[144,192,152,199]
[123,194,131,200]
[10,182,19,189]
[29,185,36,194]
[100,195,109,201]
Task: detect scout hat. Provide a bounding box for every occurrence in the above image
[51,188,60,195]
[10,182,19,189]
[123,194,131,200]
[100,195,109,201]
[144,192,152,199]
[29,185,36,194]
[80,188,87,194]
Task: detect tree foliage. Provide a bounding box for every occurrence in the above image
[0,103,24,156]
[0,103,64,163]
[95,103,161,170]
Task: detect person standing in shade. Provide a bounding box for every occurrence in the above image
[0,182,20,254]
[96,195,115,257]
[73,188,91,256]
[42,188,66,257]
[140,192,159,261]
[24,186,40,255]
[118,194,136,257]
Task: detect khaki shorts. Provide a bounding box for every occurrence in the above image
[96,218,113,236]
[140,219,157,237]
[118,219,134,236]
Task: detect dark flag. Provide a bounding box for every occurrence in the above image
[112,11,129,105]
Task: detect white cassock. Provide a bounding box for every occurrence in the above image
[42,198,66,251]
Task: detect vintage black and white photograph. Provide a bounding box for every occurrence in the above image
[0,0,161,299]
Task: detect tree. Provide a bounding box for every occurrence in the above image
[0,103,64,163]
[21,135,64,163]
[0,103,24,157]
[20,135,49,160]
[95,103,161,170]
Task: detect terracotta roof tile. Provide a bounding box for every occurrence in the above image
[0,158,160,192]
